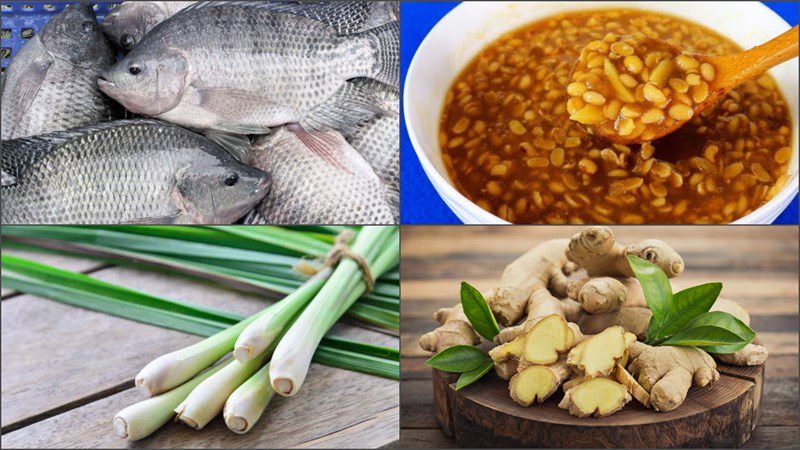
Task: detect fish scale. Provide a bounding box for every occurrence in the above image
[2,120,269,224]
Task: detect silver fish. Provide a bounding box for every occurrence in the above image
[1,120,270,224]
[102,1,196,51]
[98,2,399,135]
[244,126,395,225]
[348,79,399,217]
[1,3,117,140]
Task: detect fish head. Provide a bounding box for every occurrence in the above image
[98,49,188,116]
[175,158,271,224]
[102,2,169,51]
[40,2,109,66]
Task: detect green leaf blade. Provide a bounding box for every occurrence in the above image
[426,345,489,373]
[455,360,495,390]
[651,282,722,342]
[627,255,673,336]
[673,311,756,353]
[460,282,500,341]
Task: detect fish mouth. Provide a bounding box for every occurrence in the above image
[96,74,116,91]
[254,177,271,195]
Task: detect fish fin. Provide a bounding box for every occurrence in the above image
[242,209,268,225]
[124,214,181,225]
[177,1,373,35]
[300,81,388,137]
[7,54,53,136]
[361,21,399,88]
[1,170,17,187]
[203,131,251,163]
[286,125,378,180]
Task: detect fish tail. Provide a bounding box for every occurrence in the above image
[362,21,399,88]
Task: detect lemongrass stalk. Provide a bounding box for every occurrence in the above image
[270,228,399,396]
[223,362,275,434]
[136,270,329,396]
[114,360,229,441]
[174,350,270,430]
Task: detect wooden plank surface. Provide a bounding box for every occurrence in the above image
[400,226,799,448]
[1,248,398,448]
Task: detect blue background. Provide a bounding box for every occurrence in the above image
[401,1,799,224]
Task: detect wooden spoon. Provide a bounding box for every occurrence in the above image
[568,26,798,144]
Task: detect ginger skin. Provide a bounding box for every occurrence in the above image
[566,226,684,278]
[509,361,571,406]
[627,341,720,412]
[421,239,575,353]
[419,304,480,353]
[558,377,632,418]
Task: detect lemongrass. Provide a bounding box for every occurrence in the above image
[114,360,229,441]
[136,270,329,396]
[174,349,270,430]
[223,363,275,434]
[270,228,399,396]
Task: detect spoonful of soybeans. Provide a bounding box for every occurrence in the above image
[567,26,798,144]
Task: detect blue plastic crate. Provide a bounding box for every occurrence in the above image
[1,1,121,71]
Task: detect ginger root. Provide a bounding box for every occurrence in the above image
[566,226,684,278]
[628,341,719,412]
[614,364,651,408]
[490,315,582,371]
[420,239,574,353]
[419,304,480,353]
[558,377,632,418]
[714,343,769,366]
[568,277,649,313]
[567,326,636,378]
[509,361,571,406]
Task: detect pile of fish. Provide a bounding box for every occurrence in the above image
[1,1,400,224]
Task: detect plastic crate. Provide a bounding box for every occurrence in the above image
[1,1,121,71]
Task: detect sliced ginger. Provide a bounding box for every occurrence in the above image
[509,362,570,406]
[490,314,581,370]
[614,364,651,408]
[559,377,631,418]
[567,326,636,377]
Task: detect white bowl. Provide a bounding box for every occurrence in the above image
[404,1,799,224]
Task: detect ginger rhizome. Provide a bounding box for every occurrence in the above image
[627,341,720,412]
[420,226,768,419]
[567,326,636,378]
[558,377,632,418]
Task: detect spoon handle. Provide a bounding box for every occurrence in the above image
[711,25,798,89]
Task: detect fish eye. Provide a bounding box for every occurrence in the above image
[82,21,95,33]
[223,172,239,187]
[120,34,135,49]
[128,64,142,76]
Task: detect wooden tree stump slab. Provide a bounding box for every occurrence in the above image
[432,363,764,448]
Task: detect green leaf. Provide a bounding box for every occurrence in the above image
[627,256,673,341]
[676,311,756,353]
[650,282,722,342]
[455,359,495,390]
[460,282,500,341]
[426,345,489,373]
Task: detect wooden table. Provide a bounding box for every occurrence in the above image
[400,226,799,448]
[1,249,399,448]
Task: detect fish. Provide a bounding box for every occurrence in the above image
[244,125,395,225]
[1,3,118,140]
[1,120,270,224]
[101,1,196,52]
[347,79,399,216]
[98,1,400,139]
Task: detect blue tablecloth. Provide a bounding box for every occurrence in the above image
[400,1,799,224]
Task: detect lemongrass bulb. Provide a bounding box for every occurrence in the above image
[114,361,228,440]
[223,363,275,434]
[233,268,331,363]
[270,228,398,396]
[174,351,270,429]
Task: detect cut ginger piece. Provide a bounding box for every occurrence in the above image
[521,315,580,366]
[509,362,570,406]
[614,364,651,408]
[559,377,631,418]
[567,326,636,377]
